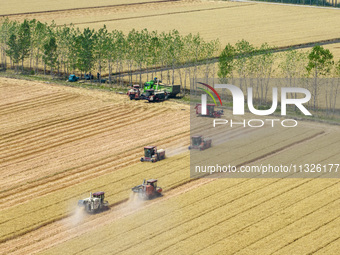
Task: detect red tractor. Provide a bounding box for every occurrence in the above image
[127,85,141,100]
[188,135,212,151]
[131,179,162,199]
[140,146,165,163]
[195,103,223,118]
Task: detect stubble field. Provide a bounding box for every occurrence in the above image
[1,0,340,254]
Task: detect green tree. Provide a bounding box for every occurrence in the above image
[76,28,96,77]
[42,30,58,77]
[218,43,235,83]
[94,25,109,82]
[234,40,255,92]
[17,19,31,71]
[306,45,334,110]
[6,33,21,71]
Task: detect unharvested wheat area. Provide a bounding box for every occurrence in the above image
[1,1,340,255]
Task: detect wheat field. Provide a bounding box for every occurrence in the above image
[1,1,340,254]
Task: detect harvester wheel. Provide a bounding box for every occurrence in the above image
[151,159,155,163]
[140,158,144,162]
[188,146,191,150]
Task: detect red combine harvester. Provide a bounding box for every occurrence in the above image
[195,103,223,118]
[140,146,165,163]
[188,135,212,151]
[131,179,162,199]
[127,85,141,100]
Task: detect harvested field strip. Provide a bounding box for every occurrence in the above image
[69,3,256,26]
[0,107,140,149]
[1,110,188,170]
[0,107,142,154]
[0,112,188,179]
[0,105,115,140]
[0,93,79,115]
[0,108,169,163]
[0,0,176,16]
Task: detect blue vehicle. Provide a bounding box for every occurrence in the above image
[68,74,79,82]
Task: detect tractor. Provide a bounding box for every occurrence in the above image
[77,192,109,213]
[131,179,162,199]
[143,89,168,102]
[127,84,142,100]
[141,146,165,163]
[188,135,212,151]
[195,103,224,118]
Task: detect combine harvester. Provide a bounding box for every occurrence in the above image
[127,85,168,102]
[195,103,224,118]
[131,179,162,199]
[188,135,212,151]
[140,146,165,162]
[144,78,180,98]
[77,192,109,213]
[143,89,168,102]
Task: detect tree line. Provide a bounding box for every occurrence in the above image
[218,40,340,116]
[254,0,339,8]
[0,18,220,86]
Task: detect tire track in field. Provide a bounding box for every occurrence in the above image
[0,108,167,164]
[0,93,64,109]
[310,236,340,254]
[0,0,181,17]
[0,93,79,115]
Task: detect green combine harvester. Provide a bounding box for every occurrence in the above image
[143,78,180,98]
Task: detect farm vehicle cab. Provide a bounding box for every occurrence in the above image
[189,135,212,151]
[78,192,109,213]
[127,85,142,100]
[195,103,224,118]
[141,146,165,163]
[131,179,162,199]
